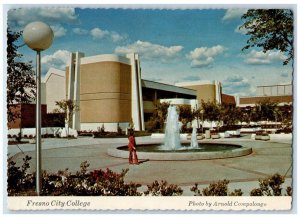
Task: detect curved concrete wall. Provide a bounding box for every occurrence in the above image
[80,61,132,123]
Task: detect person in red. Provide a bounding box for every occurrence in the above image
[128,131,139,164]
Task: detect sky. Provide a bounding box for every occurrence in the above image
[6,6,293,97]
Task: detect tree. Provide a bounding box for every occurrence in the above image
[7,29,36,124]
[222,106,242,126]
[53,99,79,137]
[200,100,223,130]
[255,99,278,122]
[178,105,194,132]
[146,102,170,132]
[240,9,294,65]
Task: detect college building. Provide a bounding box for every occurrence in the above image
[8,52,293,131]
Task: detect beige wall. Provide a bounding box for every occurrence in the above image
[65,66,69,98]
[45,73,66,113]
[79,61,132,123]
[180,84,216,103]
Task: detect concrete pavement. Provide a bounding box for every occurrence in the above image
[7,135,292,195]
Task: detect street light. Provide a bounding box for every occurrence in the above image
[23,21,54,195]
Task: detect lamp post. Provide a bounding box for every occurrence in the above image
[200,110,204,134]
[23,21,53,195]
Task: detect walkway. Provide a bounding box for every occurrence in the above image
[7,136,293,195]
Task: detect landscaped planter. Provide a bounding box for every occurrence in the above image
[211,134,220,139]
[255,135,262,140]
[261,135,270,141]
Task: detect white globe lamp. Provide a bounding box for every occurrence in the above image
[23,21,53,196]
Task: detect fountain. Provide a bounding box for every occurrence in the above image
[107,105,252,160]
[190,125,199,149]
[163,105,181,150]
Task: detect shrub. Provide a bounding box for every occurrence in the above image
[190,180,243,196]
[250,173,289,196]
[144,180,183,196]
[7,155,35,196]
[8,157,142,196]
[117,123,123,136]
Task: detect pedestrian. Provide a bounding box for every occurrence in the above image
[128,131,139,164]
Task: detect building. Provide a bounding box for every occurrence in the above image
[236,84,292,107]
[46,52,227,132]
[24,52,230,132]
[43,68,66,113]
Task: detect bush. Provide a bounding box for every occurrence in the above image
[250,173,290,196]
[7,155,35,196]
[191,180,243,196]
[8,157,142,196]
[144,180,183,196]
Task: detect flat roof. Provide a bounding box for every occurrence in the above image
[175,80,218,87]
[141,79,196,96]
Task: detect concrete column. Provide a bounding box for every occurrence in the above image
[72,52,84,130]
[67,53,75,100]
[126,53,144,131]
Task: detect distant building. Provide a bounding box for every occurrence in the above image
[236,84,292,107]
[43,68,66,113]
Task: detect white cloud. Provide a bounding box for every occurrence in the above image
[222,9,248,21]
[222,75,254,96]
[186,45,226,67]
[41,50,71,74]
[50,24,67,37]
[115,40,183,62]
[72,28,88,35]
[90,28,127,42]
[8,8,78,31]
[111,32,127,42]
[90,28,109,39]
[244,50,287,65]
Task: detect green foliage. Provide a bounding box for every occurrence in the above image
[117,123,123,135]
[254,99,279,122]
[178,105,194,133]
[144,180,183,196]
[222,106,242,126]
[53,99,79,137]
[146,102,170,132]
[7,155,35,195]
[250,173,287,196]
[190,179,242,196]
[240,9,294,65]
[7,29,36,123]
[200,100,224,130]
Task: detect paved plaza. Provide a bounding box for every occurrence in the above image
[7,135,293,195]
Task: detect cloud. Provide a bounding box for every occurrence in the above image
[244,50,287,65]
[8,8,78,31]
[222,9,248,21]
[115,40,183,62]
[90,27,127,42]
[182,75,201,81]
[186,45,226,67]
[222,75,253,96]
[111,31,127,42]
[50,24,67,37]
[72,27,88,35]
[90,28,109,39]
[41,50,71,74]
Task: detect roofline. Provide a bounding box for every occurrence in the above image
[175,80,220,87]
[141,79,196,96]
[42,68,65,83]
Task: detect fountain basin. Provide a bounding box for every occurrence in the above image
[107,143,252,161]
